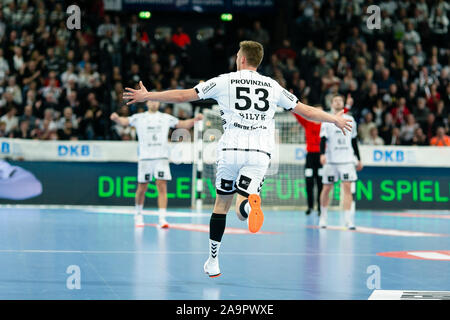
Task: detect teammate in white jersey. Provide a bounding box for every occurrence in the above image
[123,40,352,277]
[319,95,363,229]
[110,100,202,227]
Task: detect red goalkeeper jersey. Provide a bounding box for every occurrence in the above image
[293,113,321,153]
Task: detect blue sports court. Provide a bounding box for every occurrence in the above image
[0,206,448,300]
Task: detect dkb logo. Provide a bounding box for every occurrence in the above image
[58,144,90,157]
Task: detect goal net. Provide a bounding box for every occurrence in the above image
[193,106,342,210]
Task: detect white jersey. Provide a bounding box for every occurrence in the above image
[194,70,298,155]
[320,113,357,164]
[128,111,179,160]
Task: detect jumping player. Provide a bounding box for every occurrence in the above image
[293,105,323,216]
[110,100,202,227]
[319,95,363,230]
[122,41,352,277]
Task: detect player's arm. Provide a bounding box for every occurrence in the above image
[110,112,129,126]
[352,137,363,171]
[175,114,204,129]
[123,81,199,105]
[292,102,352,135]
[319,136,327,165]
[276,85,352,135]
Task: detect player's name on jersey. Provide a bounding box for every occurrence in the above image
[230,79,272,87]
[239,113,267,121]
[233,122,268,130]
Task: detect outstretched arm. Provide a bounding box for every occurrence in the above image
[292,102,352,135]
[110,112,129,126]
[123,81,199,105]
[176,114,204,129]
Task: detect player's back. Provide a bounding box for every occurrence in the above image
[195,69,298,154]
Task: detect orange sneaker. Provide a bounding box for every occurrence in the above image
[247,194,264,233]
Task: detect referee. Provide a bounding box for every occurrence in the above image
[293,105,323,216]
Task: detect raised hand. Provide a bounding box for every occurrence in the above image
[123,81,149,105]
[110,112,119,122]
[334,110,352,135]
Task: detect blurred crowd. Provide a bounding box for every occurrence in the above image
[0,0,448,146]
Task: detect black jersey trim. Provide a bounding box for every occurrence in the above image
[236,188,250,197]
[216,189,237,195]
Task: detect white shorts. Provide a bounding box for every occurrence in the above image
[322,163,357,184]
[137,159,172,183]
[215,149,270,197]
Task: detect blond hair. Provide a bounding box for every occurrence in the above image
[239,41,264,68]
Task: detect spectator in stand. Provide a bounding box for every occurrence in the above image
[358,111,376,142]
[435,102,448,132]
[275,39,297,62]
[57,119,78,140]
[376,68,395,94]
[57,107,79,130]
[171,27,191,50]
[363,127,384,145]
[411,127,429,146]
[391,98,411,126]
[248,20,270,47]
[403,21,421,57]
[414,97,430,125]
[0,121,7,137]
[400,114,419,145]
[428,7,449,48]
[430,126,450,146]
[422,113,439,141]
[390,127,402,145]
[19,105,36,130]
[0,106,18,135]
[11,119,31,139]
[426,83,441,112]
[5,76,22,106]
[378,112,395,145]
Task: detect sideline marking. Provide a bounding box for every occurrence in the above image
[307,225,447,237]
[369,290,450,300]
[377,250,450,261]
[144,223,279,235]
[375,212,450,219]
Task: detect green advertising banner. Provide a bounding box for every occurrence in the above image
[1,162,449,210]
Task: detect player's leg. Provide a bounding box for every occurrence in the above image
[319,164,337,228]
[313,153,323,216]
[155,179,169,228]
[315,169,323,216]
[340,164,358,230]
[204,193,234,278]
[204,153,238,278]
[304,153,315,215]
[154,160,172,228]
[134,183,148,226]
[234,153,268,233]
[135,161,151,226]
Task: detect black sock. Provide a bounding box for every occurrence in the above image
[239,200,249,219]
[210,213,226,242]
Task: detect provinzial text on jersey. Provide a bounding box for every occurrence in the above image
[230,79,272,87]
